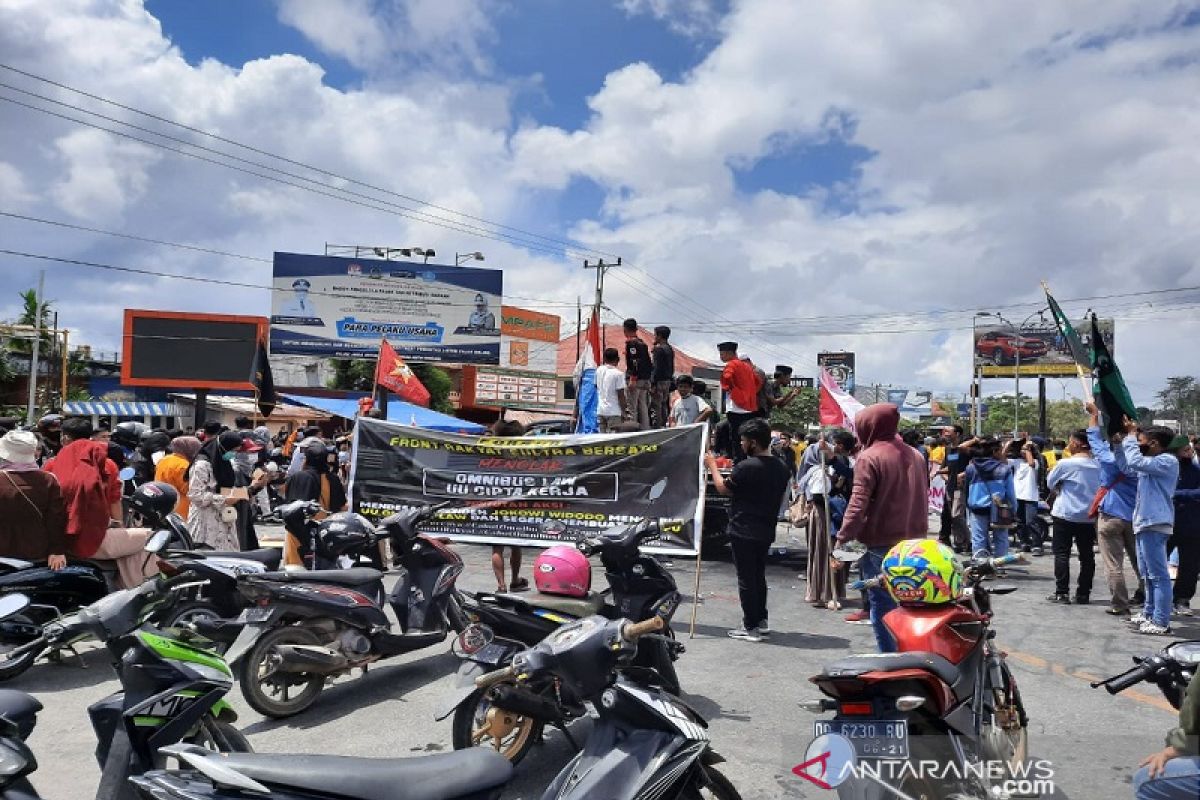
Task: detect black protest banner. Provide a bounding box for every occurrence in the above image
[349,419,707,555]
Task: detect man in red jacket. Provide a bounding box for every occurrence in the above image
[45,417,156,588]
[718,342,761,462]
[833,404,930,652]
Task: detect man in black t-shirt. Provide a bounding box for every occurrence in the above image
[937,425,975,553]
[650,326,675,429]
[623,318,653,430]
[705,418,790,642]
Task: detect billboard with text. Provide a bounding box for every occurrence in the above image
[975,318,1114,377]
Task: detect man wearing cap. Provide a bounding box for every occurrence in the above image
[764,366,801,413]
[718,342,762,462]
[281,278,316,316]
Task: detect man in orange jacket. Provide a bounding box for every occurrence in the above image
[718,342,762,462]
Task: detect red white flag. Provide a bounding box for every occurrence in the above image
[819,367,865,432]
[375,339,431,407]
[573,308,602,384]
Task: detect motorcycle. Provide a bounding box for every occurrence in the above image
[130,615,741,800]
[225,505,468,718]
[0,574,251,800]
[0,689,42,799]
[1092,639,1200,709]
[442,518,684,763]
[802,553,1028,799]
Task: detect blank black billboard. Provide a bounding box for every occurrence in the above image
[125,313,260,386]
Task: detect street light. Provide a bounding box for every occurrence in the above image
[412,247,436,264]
[456,251,485,266]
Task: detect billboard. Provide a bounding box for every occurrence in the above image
[500,305,560,374]
[817,352,856,393]
[789,376,815,389]
[975,318,1114,377]
[886,389,934,419]
[122,310,266,389]
[460,366,561,410]
[270,252,502,363]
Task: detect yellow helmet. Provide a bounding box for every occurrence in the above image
[881,539,962,606]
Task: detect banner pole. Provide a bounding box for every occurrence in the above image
[689,551,702,639]
[820,445,840,611]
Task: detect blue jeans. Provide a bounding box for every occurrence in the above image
[968,512,1010,558]
[1134,756,1200,799]
[1137,529,1173,627]
[860,548,897,653]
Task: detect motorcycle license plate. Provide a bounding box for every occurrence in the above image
[813,720,908,759]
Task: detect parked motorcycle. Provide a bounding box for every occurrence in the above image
[802,552,1027,799]
[149,544,282,639]
[225,505,467,718]
[1093,639,1200,709]
[0,689,43,799]
[442,517,684,763]
[130,615,741,800]
[0,574,251,800]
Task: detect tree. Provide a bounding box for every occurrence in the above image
[9,289,53,354]
[327,358,453,414]
[1156,376,1200,433]
[980,394,1088,439]
[769,387,818,433]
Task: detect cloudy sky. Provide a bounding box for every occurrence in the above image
[1,0,1198,405]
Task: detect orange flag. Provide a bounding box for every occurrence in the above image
[374,339,431,407]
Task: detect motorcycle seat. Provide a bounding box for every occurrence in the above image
[211,748,512,800]
[194,549,282,570]
[820,651,960,688]
[0,690,41,739]
[494,590,606,618]
[254,568,384,587]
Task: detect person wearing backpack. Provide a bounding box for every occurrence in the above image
[1046,430,1102,605]
[964,438,1018,559]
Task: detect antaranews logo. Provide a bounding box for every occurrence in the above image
[793,734,1056,798]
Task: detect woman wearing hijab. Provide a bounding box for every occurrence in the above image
[0,430,68,567]
[156,436,201,518]
[187,431,245,551]
[282,440,347,567]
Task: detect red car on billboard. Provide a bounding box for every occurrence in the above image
[976,331,1049,365]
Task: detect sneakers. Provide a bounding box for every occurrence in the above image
[844,610,871,625]
[1073,595,1090,606]
[1128,613,1148,627]
[1031,547,1045,557]
[755,623,772,638]
[1175,602,1194,617]
[728,627,763,642]
[1137,621,1172,636]
[1106,606,1130,616]
[1046,593,1071,604]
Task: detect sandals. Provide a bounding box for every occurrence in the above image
[509,577,530,592]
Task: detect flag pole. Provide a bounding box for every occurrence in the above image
[688,550,702,638]
[1041,281,1092,400]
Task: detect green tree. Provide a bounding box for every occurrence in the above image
[1157,376,1200,433]
[769,387,818,433]
[9,289,52,354]
[981,394,1088,438]
[327,358,453,414]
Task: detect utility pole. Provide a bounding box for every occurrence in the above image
[583,257,621,350]
[24,271,44,426]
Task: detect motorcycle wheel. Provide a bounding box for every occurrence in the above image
[157,718,254,767]
[164,600,223,629]
[451,684,543,766]
[685,765,743,800]
[238,626,325,719]
[0,615,41,681]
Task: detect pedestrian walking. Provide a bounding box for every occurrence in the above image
[1120,421,1181,635]
[1046,430,1101,605]
[1085,404,1143,616]
[964,437,1017,558]
[833,404,930,653]
[622,318,653,430]
[1171,436,1200,617]
[1008,440,1045,555]
[716,342,761,462]
[705,419,790,643]
[650,326,674,429]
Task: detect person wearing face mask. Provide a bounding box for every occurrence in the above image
[705,418,792,642]
[187,431,251,551]
[283,440,348,567]
[131,431,171,487]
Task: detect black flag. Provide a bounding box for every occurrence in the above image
[250,339,277,417]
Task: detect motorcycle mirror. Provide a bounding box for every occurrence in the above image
[118,467,136,482]
[454,624,495,657]
[144,529,172,554]
[0,594,31,621]
[647,477,668,501]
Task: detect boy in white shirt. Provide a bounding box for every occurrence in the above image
[669,375,712,426]
[595,348,627,433]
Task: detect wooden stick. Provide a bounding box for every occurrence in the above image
[689,550,703,639]
[819,446,840,611]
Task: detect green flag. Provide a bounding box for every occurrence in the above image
[1043,288,1089,367]
[1090,314,1136,437]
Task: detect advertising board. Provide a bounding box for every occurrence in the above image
[270,252,502,363]
[975,319,1114,377]
[121,310,266,389]
[460,366,561,410]
[817,352,856,393]
[499,305,560,374]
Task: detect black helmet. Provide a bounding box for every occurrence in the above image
[314,513,376,563]
[127,481,179,526]
[111,421,148,449]
[141,431,171,453]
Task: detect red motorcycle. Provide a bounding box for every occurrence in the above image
[802,554,1029,799]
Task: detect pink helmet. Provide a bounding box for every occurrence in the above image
[534,545,592,598]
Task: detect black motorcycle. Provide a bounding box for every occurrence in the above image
[149,544,282,637]
[1093,639,1200,709]
[0,577,251,800]
[130,615,741,800]
[442,518,683,763]
[225,505,467,718]
[0,689,42,799]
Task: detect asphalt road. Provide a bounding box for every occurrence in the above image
[17,525,1188,799]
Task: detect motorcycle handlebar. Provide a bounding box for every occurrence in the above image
[849,577,883,591]
[622,616,665,642]
[474,665,517,689]
[1094,661,1155,695]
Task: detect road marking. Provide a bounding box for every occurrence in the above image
[1009,649,1176,714]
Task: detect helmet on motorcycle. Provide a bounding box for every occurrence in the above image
[111,421,148,449]
[881,539,962,606]
[126,481,179,527]
[533,545,592,598]
[314,513,376,562]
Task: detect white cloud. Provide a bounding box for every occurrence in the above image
[0,162,33,207]
[49,130,160,222]
[619,0,724,38]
